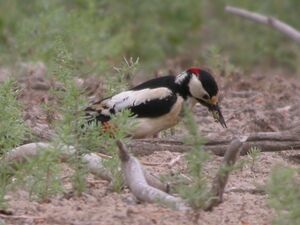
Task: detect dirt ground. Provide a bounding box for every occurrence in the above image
[1,65,300,225]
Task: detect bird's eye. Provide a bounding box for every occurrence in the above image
[203,94,209,100]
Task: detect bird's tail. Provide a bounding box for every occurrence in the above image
[84,105,110,124]
[84,105,117,137]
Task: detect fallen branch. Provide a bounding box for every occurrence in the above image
[225,187,266,195]
[204,139,243,211]
[168,155,182,168]
[143,170,170,193]
[82,153,112,182]
[3,142,169,192]
[129,126,300,156]
[116,140,188,211]
[225,5,300,44]
[5,142,52,164]
[4,142,112,182]
[0,214,44,220]
[117,138,244,211]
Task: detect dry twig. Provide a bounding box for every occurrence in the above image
[225,5,300,44]
[204,138,243,210]
[129,125,300,156]
[3,142,112,182]
[116,140,188,211]
[168,155,183,168]
[0,214,44,220]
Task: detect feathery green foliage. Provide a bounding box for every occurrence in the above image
[50,39,134,194]
[100,109,133,193]
[247,146,261,172]
[0,79,29,207]
[0,79,28,153]
[50,39,99,195]
[1,1,300,73]
[0,0,202,72]
[175,106,211,209]
[107,57,139,96]
[267,165,300,225]
[14,146,63,201]
[203,47,241,77]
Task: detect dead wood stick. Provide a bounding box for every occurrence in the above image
[225,5,300,44]
[82,153,112,181]
[116,140,188,211]
[168,155,182,168]
[143,170,170,193]
[4,142,52,164]
[4,142,168,190]
[204,138,243,211]
[225,187,266,195]
[128,129,300,156]
[3,142,112,182]
[129,139,300,156]
[0,214,45,219]
[205,140,300,156]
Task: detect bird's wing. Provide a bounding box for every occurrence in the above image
[86,87,177,123]
[106,87,173,111]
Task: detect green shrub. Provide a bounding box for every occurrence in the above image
[0,79,28,153]
[2,1,300,73]
[0,79,29,207]
[0,0,202,72]
[50,39,99,195]
[14,146,63,202]
[267,165,300,225]
[175,106,211,209]
[50,39,133,194]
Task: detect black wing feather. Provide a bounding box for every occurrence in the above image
[131,76,176,91]
[129,93,177,118]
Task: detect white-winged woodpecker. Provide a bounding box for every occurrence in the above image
[85,67,226,138]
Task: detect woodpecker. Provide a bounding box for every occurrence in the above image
[85,67,226,138]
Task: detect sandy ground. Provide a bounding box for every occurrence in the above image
[1,66,300,225]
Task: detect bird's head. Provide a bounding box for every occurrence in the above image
[184,67,227,128]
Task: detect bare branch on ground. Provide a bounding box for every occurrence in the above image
[225,5,300,44]
[3,142,112,182]
[204,139,243,211]
[129,126,300,156]
[116,140,188,211]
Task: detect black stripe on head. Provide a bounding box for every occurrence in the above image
[198,70,218,97]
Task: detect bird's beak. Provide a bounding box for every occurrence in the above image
[208,103,227,128]
[197,96,227,128]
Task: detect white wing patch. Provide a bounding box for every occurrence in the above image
[102,87,173,112]
[175,71,188,84]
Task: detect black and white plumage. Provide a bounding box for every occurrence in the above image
[85,67,226,138]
